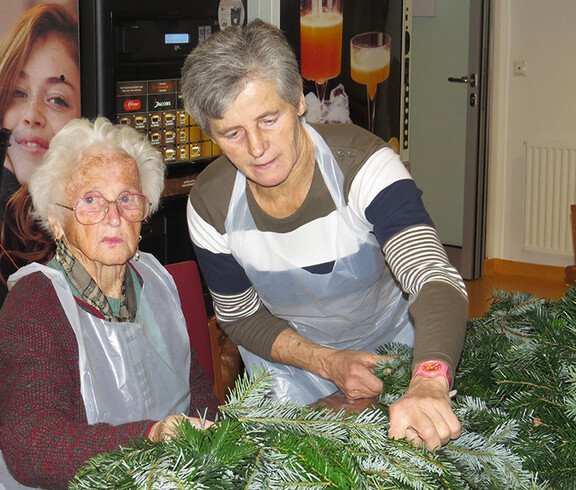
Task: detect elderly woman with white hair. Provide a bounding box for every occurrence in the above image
[0,117,219,489]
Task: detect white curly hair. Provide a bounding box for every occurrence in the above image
[28,116,165,236]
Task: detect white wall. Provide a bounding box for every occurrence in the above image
[487,0,576,267]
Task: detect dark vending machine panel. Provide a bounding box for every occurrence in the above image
[111,13,221,190]
[78,0,220,264]
[79,0,220,179]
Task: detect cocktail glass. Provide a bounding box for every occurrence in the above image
[350,32,391,133]
[300,0,343,103]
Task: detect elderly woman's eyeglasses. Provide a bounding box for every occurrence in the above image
[55,192,151,225]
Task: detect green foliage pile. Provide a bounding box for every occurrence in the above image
[70,289,576,489]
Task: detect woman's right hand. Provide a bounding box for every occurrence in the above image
[320,348,386,399]
[148,414,214,442]
[271,329,388,400]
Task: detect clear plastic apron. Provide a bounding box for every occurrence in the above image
[6,252,190,424]
[1,253,191,487]
[225,122,414,404]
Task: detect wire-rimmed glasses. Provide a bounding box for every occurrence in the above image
[55,192,151,225]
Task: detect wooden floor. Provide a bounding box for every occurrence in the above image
[464,259,570,319]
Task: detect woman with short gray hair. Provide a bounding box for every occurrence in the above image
[181,19,469,452]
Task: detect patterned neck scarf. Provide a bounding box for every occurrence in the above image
[55,239,137,323]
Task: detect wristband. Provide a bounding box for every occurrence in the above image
[412,360,451,387]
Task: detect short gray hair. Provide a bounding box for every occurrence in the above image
[181,19,303,134]
[29,116,165,235]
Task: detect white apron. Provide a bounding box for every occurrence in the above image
[225,123,414,404]
[0,253,190,489]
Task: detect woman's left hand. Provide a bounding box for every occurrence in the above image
[387,376,461,450]
[148,414,214,442]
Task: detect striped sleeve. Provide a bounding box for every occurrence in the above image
[209,286,261,324]
[383,224,468,303]
[346,146,466,301]
[384,225,468,376]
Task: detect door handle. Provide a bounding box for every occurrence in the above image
[448,73,476,88]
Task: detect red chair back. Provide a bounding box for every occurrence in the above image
[165,260,215,384]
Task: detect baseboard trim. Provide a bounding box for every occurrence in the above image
[483,258,566,281]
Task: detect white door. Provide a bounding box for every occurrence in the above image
[409,0,489,279]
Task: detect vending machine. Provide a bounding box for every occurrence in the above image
[78,0,222,263]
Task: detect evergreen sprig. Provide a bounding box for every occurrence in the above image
[70,289,576,489]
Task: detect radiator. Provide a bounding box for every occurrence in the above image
[524,141,576,258]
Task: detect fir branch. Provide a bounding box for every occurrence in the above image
[566,366,576,421]
[71,290,576,489]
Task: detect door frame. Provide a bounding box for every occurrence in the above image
[445,0,490,280]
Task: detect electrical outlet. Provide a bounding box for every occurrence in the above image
[513,60,528,76]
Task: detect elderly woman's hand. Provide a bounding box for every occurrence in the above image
[387,376,461,450]
[147,414,215,442]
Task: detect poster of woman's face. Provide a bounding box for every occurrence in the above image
[0,1,80,187]
[0,1,79,306]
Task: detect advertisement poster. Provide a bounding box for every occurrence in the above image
[0,0,80,304]
[279,0,407,156]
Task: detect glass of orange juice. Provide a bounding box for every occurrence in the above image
[350,32,391,133]
[300,0,343,103]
